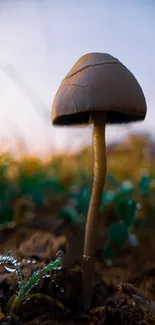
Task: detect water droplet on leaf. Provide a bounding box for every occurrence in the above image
[4,265,16,273]
[56,250,64,260]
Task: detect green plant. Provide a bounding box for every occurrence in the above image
[138,173,152,198]
[0,159,18,226]
[57,184,91,226]
[17,167,64,208]
[106,173,119,188]
[104,199,138,260]
[0,250,62,315]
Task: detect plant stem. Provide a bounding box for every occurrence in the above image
[10,259,61,314]
[83,112,107,310]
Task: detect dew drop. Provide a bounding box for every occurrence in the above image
[4,265,16,273]
[55,266,62,270]
[43,274,50,279]
[31,259,36,264]
[83,254,91,262]
[26,258,32,264]
[56,250,64,261]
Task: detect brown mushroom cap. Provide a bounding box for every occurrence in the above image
[52,52,147,126]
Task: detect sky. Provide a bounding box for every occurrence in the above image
[0,0,154,156]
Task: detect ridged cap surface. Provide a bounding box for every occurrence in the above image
[52,52,147,125]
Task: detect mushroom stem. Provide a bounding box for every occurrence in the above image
[83,112,107,310]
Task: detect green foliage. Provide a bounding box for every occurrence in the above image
[0,250,62,314]
[0,156,68,226]
[0,151,155,263]
[101,190,115,207]
[116,200,138,228]
[138,174,152,198]
[106,173,119,188]
[57,185,91,225]
[0,161,17,225]
[57,207,80,225]
[55,171,155,261]
[104,222,129,259]
[17,168,63,208]
[103,198,138,260]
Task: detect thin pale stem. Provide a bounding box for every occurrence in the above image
[83,112,107,310]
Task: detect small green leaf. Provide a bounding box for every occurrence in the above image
[104,242,115,259]
[139,174,151,198]
[109,222,128,246]
[114,181,134,203]
[5,294,17,313]
[106,174,118,187]
[57,207,80,225]
[28,293,67,311]
[101,190,115,207]
[116,200,138,227]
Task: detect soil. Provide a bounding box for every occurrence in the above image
[0,204,155,324]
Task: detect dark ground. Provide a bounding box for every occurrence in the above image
[0,210,155,325]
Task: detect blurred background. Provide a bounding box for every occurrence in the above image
[0,0,154,157]
[0,0,155,249]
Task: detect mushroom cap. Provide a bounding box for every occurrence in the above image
[52,52,147,126]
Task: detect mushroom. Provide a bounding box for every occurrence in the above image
[52,52,147,310]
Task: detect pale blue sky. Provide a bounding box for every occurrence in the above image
[0,0,154,156]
